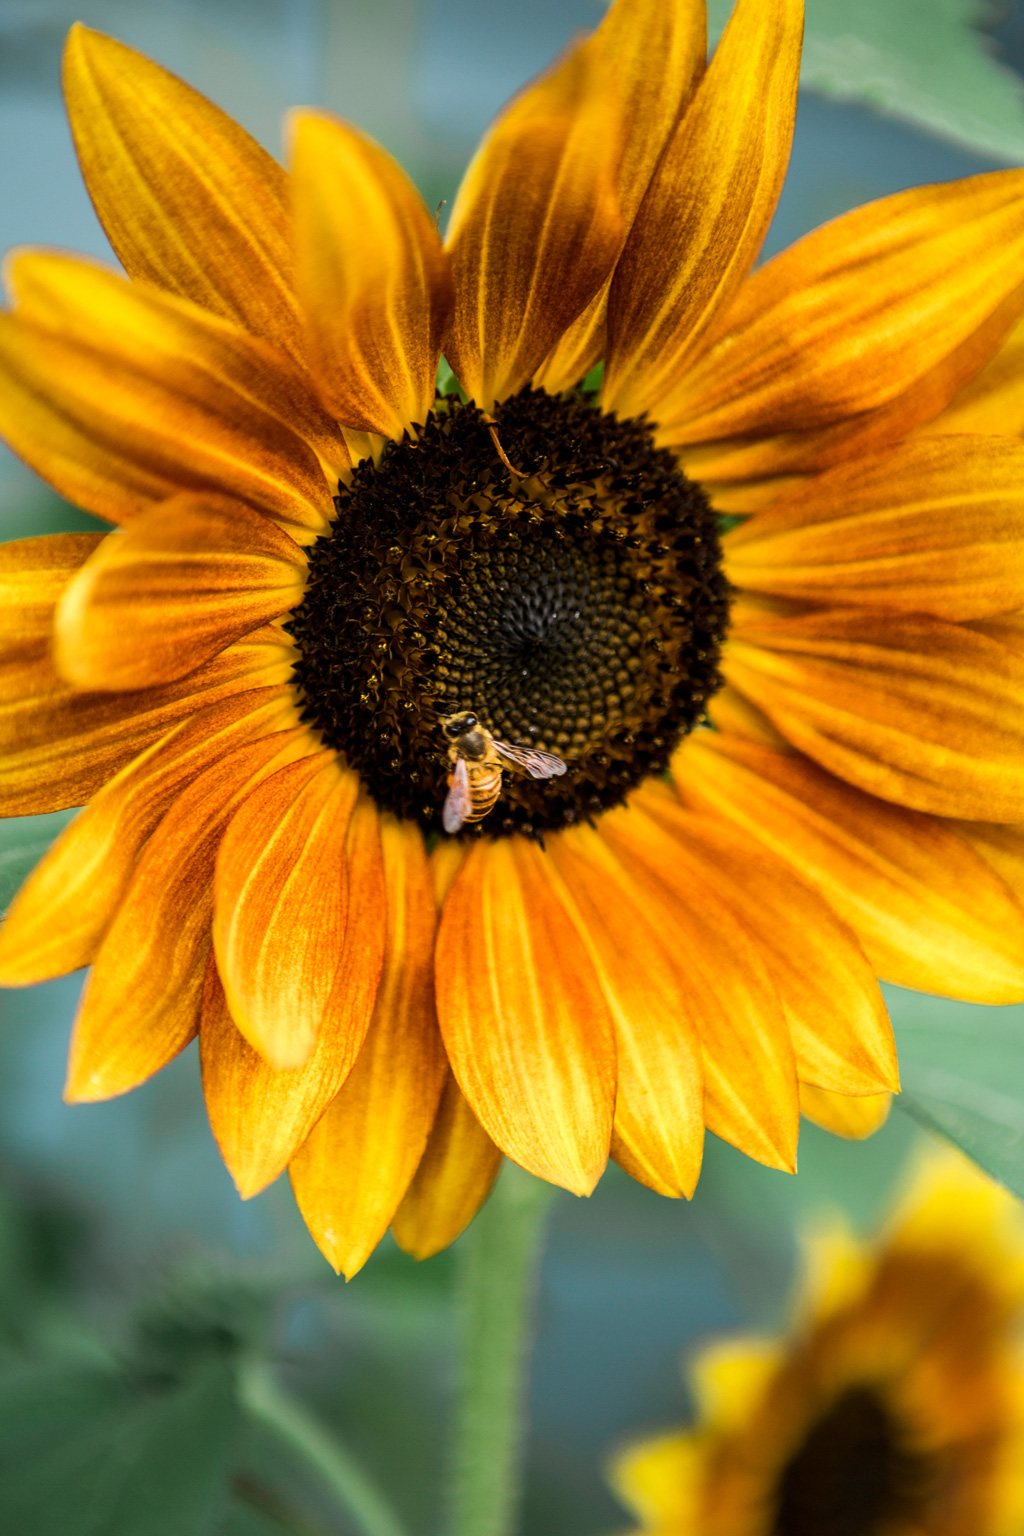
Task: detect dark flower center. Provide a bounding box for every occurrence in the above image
[773,1385,939,1536]
[290,387,729,837]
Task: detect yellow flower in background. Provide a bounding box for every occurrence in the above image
[1,0,1024,1274]
[613,1150,1024,1536]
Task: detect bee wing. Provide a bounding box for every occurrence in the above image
[443,755,473,833]
[493,739,567,780]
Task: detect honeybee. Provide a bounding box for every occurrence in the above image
[440,711,567,833]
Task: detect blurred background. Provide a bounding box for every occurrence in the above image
[1,2,1024,1532]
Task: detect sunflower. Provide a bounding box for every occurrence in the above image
[1,0,1024,1277]
[611,1149,1024,1536]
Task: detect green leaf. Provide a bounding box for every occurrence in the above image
[0,1360,238,1536]
[0,810,76,914]
[889,986,1024,1197]
[707,0,1024,165]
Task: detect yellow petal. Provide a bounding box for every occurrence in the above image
[634,780,897,1097]
[63,24,304,364]
[546,824,704,1199]
[726,608,1024,821]
[391,1074,503,1261]
[0,624,296,816]
[65,726,313,1103]
[290,111,452,439]
[799,1083,892,1141]
[54,495,307,690]
[533,0,708,392]
[444,35,623,409]
[0,533,102,641]
[600,799,800,1173]
[201,794,386,1197]
[289,817,447,1277]
[213,756,364,1069]
[0,686,296,987]
[0,269,335,536]
[434,836,615,1195]
[926,307,1024,436]
[655,166,1024,446]
[601,0,803,420]
[725,436,1024,622]
[675,731,1024,1004]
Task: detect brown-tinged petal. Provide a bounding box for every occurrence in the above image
[724,437,1024,621]
[675,731,1024,1003]
[63,24,304,363]
[0,288,334,536]
[54,495,307,690]
[654,168,1024,444]
[444,36,623,410]
[64,725,313,1103]
[675,282,1024,501]
[289,817,447,1276]
[290,112,452,439]
[391,1074,503,1260]
[599,800,799,1172]
[546,824,704,1199]
[0,623,297,815]
[214,756,361,1069]
[601,0,803,420]
[726,608,1024,820]
[799,1083,892,1141]
[0,533,102,641]
[632,781,896,1096]
[8,249,347,477]
[435,836,615,1195]
[201,793,386,1195]
[533,0,708,392]
[0,687,296,986]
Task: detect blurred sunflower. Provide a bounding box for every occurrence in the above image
[2,0,1024,1276]
[612,1149,1024,1536]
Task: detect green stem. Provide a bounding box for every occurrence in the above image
[237,1356,411,1536]
[448,1162,558,1536]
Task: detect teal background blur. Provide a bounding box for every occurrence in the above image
[0,3,1023,1532]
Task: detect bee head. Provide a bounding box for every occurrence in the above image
[442,711,478,739]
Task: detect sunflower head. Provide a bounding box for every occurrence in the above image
[612,1149,1024,1536]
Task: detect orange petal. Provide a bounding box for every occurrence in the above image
[655,167,1024,445]
[601,0,803,420]
[8,249,346,479]
[724,436,1024,621]
[201,794,386,1196]
[0,686,296,986]
[546,825,704,1199]
[444,35,623,410]
[63,25,304,365]
[533,0,707,392]
[675,731,1024,1004]
[289,817,448,1276]
[632,781,896,1097]
[54,495,307,690]
[0,533,102,641]
[65,725,312,1103]
[598,799,799,1173]
[799,1083,892,1141]
[0,287,334,537]
[290,112,452,439]
[391,1074,503,1261]
[434,836,615,1195]
[946,819,1024,904]
[0,624,296,815]
[726,608,1024,821]
[214,756,364,1069]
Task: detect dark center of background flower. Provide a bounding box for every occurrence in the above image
[772,1385,938,1536]
[290,388,729,837]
